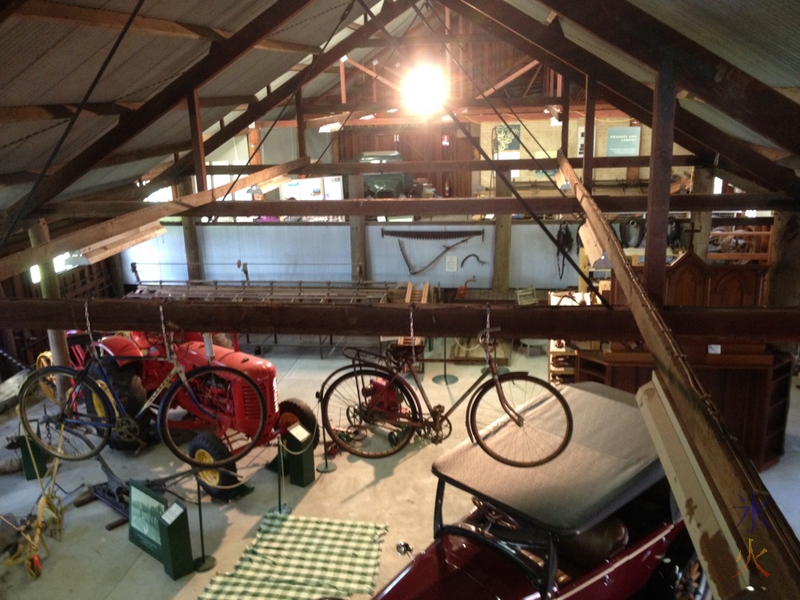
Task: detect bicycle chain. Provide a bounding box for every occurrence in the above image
[0,346,31,372]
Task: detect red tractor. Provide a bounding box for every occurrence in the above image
[66,330,318,497]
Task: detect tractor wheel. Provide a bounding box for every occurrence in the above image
[278,399,319,448]
[188,432,241,501]
[88,357,150,451]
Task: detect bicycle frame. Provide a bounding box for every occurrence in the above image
[66,340,201,431]
[318,336,526,440]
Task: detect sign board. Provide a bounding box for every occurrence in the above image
[606,127,641,157]
[129,480,168,561]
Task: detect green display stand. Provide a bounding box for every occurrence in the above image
[158,501,194,580]
[20,433,47,481]
[285,423,315,488]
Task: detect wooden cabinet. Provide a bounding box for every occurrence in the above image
[548,339,576,384]
[609,251,769,307]
[547,291,600,385]
[575,350,793,472]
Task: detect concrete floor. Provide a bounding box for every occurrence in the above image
[1,335,798,600]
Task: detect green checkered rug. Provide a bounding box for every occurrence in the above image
[199,513,388,600]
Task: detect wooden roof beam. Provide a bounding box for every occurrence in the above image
[37,193,794,221]
[5,0,314,216]
[0,158,308,281]
[3,299,800,343]
[16,0,320,55]
[0,95,257,123]
[537,0,800,156]
[477,59,540,99]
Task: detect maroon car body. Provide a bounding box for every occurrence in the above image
[373,382,707,600]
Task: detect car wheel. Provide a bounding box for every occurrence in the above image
[673,552,711,600]
[646,531,711,600]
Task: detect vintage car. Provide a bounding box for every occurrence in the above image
[372,382,710,600]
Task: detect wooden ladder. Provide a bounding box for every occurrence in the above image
[397,282,429,348]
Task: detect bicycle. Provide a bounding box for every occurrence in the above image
[318,328,573,467]
[17,317,268,470]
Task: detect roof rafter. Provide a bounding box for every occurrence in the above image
[16,0,320,56]
[142,0,414,193]
[0,95,257,123]
[441,0,800,199]
[536,0,800,156]
[6,0,315,216]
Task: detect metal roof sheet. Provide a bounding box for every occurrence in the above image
[630,0,800,87]
[0,0,797,219]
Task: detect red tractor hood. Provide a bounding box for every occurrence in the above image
[177,341,276,383]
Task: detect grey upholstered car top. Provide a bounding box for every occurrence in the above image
[432,381,664,537]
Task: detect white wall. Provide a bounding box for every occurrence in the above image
[120,221,582,290]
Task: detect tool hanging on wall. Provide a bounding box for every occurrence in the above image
[666,217,684,252]
[618,216,646,248]
[555,222,574,280]
[460,253,487,268]
[398,238,472,275]
[382,229,484,276]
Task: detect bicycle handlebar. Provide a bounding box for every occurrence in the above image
[477,327,501,349]
[342,327,502,368]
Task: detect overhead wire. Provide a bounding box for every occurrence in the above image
[0,0,148,254]
[391,0,609,306]
[215,0,359,205]
[312,8,425,166]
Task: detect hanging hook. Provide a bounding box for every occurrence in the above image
[84,300,97,351]
[485,303,492,365]
[409,303,416,365]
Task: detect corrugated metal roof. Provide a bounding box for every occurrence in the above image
[0,0,797,220]
[631,0,800,87]
[559,19,653,84]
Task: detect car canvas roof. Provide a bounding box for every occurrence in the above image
[432,381,664,537]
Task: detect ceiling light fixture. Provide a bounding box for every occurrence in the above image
[402,64,447,116]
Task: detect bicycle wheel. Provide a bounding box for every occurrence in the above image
[157,365,267,468]
[469,374,572,467]
[17,366,113,461]
[321,368,419,458]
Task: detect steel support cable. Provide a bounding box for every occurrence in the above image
[422,4,567,195]
[0,0,147,253]
[364,0,608,306]
[216,0,359,204]
[312,10,424,167]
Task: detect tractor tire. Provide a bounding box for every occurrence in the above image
[188,432,241,501]
[278,399,319,448]
[88,356,151,451]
